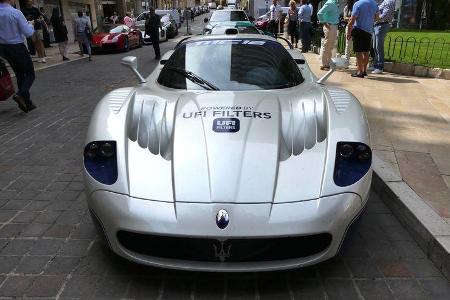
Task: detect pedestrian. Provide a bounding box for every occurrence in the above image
[343,0,355,62]
[145,7,162,60]
[39,7,51,48]
[73,11,92,61]
[265,0,282,37]
[346,0,378,77]
[124,13,133,27]
[191,7,195,22]
[50,7,69,61]
[22,0,46,63]
[317,0,339,70]
[287,1,299,47]
[0,0,36,112]
[372,0,395,74]
[111,12,118,24]
[298,0,312,52]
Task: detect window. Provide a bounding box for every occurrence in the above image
[210,11,249,22]
[158,39,304,91]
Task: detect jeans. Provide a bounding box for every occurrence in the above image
[0,43,35,105]
[76,32,91,55]
[299,22,312,52]
[372,23,390,70]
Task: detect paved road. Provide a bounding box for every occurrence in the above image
[0,14,449,299]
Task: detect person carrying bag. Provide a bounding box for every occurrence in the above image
[0,59,14,101]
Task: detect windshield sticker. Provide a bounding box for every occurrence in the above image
[182,106,272,120]
[191,40,267,46]
[213,118,240,133]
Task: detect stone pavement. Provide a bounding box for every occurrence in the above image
[0,18,449,297]
[303,52,450,227]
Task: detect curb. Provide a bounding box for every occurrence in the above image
[7,55,88,79]
[372,153,450,281]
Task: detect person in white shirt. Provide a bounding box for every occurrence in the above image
[265,0,282,36]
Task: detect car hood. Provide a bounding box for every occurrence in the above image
[126,87,329,204]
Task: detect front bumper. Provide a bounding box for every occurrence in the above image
[88,192,364,272]
[91,42,121,51]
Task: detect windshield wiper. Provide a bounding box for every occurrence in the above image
[164,66,220,91]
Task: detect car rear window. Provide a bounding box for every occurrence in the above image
[210,11,249,22]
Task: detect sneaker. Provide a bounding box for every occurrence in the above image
[351,72,365,78]
[38,58,46,63]
[367,66,375,71]
[320,66,330,70]
[372,69,383,74]
[13,95,28,112]
[26,103,37,112]
[63,57,70,61]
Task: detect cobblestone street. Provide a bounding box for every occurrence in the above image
[0,17,449,299]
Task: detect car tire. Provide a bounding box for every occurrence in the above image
[123,37,129,52]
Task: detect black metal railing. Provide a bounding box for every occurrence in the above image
[337,31,450,68]
[313,29,450,69]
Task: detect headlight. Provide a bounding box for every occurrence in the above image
[84,141,118,185]
[334,142,371,187]
[101,36,108,43]
[112,36,119,42]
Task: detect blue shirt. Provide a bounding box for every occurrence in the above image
[299,4,312,23]
[0,3,34,44]
[352,0,379,34]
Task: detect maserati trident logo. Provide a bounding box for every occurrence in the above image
[213,240,232,262]
[216,209,229,229]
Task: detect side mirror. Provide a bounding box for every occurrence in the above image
[121,56,146,83]
[204,17,208,23]
[316,58,348,84]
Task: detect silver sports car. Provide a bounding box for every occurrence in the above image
[84,34,372,272]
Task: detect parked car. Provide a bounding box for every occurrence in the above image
[157,9,181,28]
[91,24,142,53]
[205,21,262,35]
[140,26,168,44]
[255,7,289,34]
[84,34,372,271]
[204,9,250,33]
[135,11,178,38]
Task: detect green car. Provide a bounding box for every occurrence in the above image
[203,10,251,34]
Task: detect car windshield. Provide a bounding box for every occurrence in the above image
[109,25,128,33]
[210,11,249,22]
[94,24,117,33]
[158,39,304,91]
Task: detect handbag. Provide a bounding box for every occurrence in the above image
[0,60,14,101]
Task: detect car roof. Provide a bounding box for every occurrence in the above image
[182,34,276,43]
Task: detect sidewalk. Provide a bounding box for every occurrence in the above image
[5,42,86,76]
[31,42,87,71]
[303,52,450,278]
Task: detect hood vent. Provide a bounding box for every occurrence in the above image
[281,94,328,156]
[127,96,172,159]
[328,88,351,113]
[107,88,134,114]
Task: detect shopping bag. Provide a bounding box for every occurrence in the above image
[0,60,14,101]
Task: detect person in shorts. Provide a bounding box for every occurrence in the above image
[346,0,378,77]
